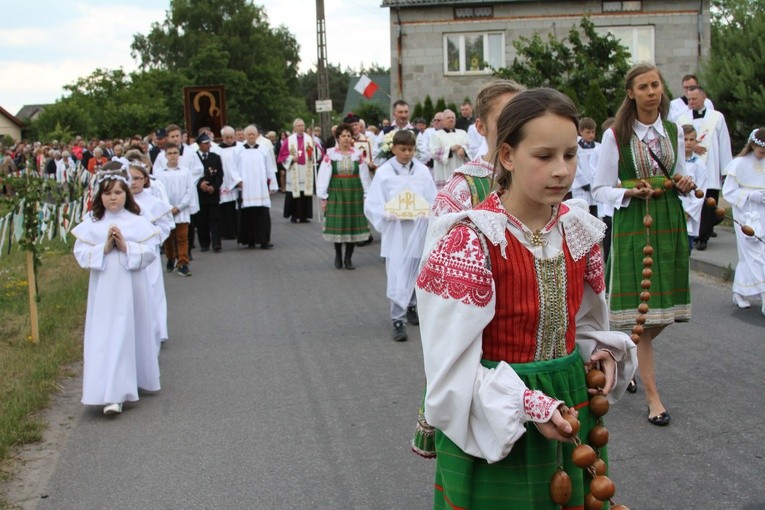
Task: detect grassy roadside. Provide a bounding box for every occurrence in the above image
[0,242,87,497]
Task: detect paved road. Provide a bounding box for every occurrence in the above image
[14,194,765,509]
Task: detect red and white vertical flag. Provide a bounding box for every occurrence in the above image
[354,74,379,98]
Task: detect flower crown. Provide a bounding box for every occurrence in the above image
[750,129,765,147]
[96,168,129,187]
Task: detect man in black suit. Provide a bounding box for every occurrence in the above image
[193,133,224,252]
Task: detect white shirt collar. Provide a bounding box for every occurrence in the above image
[633,116,666,141]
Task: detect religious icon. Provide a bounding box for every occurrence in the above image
[183,85,227,141]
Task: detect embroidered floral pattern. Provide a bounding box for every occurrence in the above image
[534,253,569,361]
[417,225,493,307]
[523,389,561,422]
[585,244,606,294]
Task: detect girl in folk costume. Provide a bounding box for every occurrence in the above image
[71,170,161,416]
[413,79,524,458]
[431,79,525,217]
[416,88,637,510]
[365,130,437,342]
[722,128,765,314]
[129,162,175,347]
[317,123,371,269]
[592,63,697,425]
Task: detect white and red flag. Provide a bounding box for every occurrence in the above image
[353,75,379,98]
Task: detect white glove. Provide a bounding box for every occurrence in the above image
[383,212,398,222]
[750,190,765,204]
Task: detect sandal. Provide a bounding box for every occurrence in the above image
[647,410,671,426]
[626,378,637,394]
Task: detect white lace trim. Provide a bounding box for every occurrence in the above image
[455,157,494,178]
[560,198,607,260]
[325,147,362,163]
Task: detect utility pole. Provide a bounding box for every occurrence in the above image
[316,0,331,141]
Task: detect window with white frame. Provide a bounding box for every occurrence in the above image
[596,25,655,63]
[444,32,505,74]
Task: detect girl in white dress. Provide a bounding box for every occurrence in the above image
[72,170,161,415]
[129,163,174,347]
[722,128,765,314]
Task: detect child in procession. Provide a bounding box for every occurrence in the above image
[364,130,437,342]
[128,162,175,347]
[71,169,161,415]
[415,88,636,509]
[155,142,195,277]
[722,127,765,314]
[679,125,707,252]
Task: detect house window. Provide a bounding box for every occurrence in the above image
[444,32,504,74]
[596,25,655,63]
[602,1,642,12]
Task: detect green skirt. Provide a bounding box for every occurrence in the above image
[607,177,691,329]
[433,349,607,510]
[323,174,369,243]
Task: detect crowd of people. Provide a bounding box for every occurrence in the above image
[1,60,763,509]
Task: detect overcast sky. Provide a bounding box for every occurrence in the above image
[0,0,391,116]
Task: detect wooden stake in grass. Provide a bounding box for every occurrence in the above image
[26,251,39,344]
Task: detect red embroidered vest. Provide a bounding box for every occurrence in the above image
[481,231,586,364]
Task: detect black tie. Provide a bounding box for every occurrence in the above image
[202,153,207,161]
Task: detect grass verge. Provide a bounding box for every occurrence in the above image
[0,241,87,502]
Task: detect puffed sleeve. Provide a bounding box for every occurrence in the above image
[575,244,638,402]
[416,225,563,463]
[316,154,332,200]
[592,129,631,211]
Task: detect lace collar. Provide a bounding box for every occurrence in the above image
[324,147,362,163]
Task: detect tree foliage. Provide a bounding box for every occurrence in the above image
[702,0,765,148]
[131,0,301,129]
[494,18,631,129]
[30,68,185,140]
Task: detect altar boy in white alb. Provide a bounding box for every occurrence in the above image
[365,130,437,342]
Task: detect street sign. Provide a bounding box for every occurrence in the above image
[315,100,333,113]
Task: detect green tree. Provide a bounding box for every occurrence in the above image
[435,98,447,113]
[131,0,300,130]
[422,96,435,122]
[411,102,423,120]
[354,103,386,127]
[494,18,631,118]
[30,68,184,139]
[702,0,765,148]
[582,80,609,136]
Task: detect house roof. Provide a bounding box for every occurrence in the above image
[342,74,391,116]
[0,105,24,128]
[16,104,49,120]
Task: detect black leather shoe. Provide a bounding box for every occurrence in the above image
[200,247,210,252]
[334,255,343,269]
[406,306,419,325]
[648,410,671,426]
[260,243,273,249]
[627,378,637,393]
[344,257,355,270]
[696,240,708,250]
[357,234,374,247]
[392,320,407,342]
[290,218,298,223]
[299,219,311,223]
